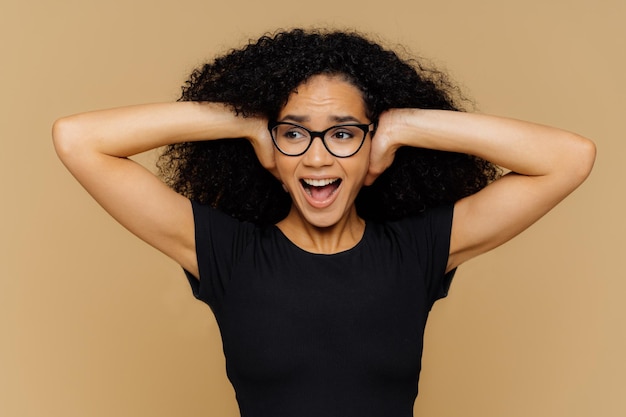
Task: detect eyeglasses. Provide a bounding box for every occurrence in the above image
[268,121,375,158]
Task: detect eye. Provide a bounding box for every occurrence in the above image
[329,127,357,141]
[285,130,303,139]
[279,126,307,140]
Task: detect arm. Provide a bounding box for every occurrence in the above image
[367,109,596,272]
[52,102,272,278]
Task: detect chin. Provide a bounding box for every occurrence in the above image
[300,206,350,229]
[302,214,338,229]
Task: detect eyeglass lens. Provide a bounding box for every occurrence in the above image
[271,123,370,157]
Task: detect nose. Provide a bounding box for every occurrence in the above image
[302,136,333,167]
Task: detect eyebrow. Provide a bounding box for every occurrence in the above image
[280,114,364,124]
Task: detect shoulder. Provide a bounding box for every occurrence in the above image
[188,201,259,273]
[365,205,454,255]
[190,200,257,234]
[384,204,455,234]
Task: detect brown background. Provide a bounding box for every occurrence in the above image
[2,0,624,416]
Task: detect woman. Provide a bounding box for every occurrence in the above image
[52,29,595,417]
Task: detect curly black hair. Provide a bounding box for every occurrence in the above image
[157,28,501,224]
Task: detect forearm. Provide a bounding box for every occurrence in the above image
[384,109,597,270]
[388,109,595,181]
[52,101,260,159]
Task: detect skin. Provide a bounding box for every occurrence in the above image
[52,74,596,280]
[367,108,596,272]
[273,75,372,254]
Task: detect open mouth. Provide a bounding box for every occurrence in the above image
[300,178,342,201]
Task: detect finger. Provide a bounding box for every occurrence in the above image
[364,150,394,185]
[255,144,280,179]
[364,172,378,186]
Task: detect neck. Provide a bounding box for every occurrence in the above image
[276,205,365,254]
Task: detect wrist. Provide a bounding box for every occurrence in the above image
[377,108,424,150]
[192,102,260,141]
[243,115,269,142]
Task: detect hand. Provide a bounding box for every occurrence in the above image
[246,117,278,178]
[364,110,402,185]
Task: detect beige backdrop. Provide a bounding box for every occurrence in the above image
[2,0,624,416]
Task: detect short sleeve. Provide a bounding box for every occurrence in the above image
[425,204,456,303]
[399,204,456,305]
[183,200,255,310]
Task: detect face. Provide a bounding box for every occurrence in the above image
[274,74,372,228]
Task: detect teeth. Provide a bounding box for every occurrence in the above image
[302,178,339,187]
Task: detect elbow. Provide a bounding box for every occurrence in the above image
[560,133,596,190]
[573,135,597,182]
[52,116,84,161]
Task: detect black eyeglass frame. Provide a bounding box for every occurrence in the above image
[268,121,375,158]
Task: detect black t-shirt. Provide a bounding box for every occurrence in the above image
[185,201,456,417]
